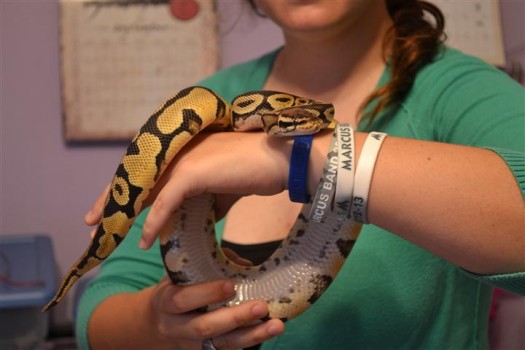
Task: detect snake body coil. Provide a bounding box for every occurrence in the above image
[44,87,361,321]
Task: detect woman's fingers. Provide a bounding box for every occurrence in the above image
[180,300,270,338]
[170,300,284,348]
[151,278,284,348]
[212,318,285,350]
[84,184,110,226]
[140,172,198,249]
[159,280,236,314]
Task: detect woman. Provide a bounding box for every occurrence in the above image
[78,1,524,349]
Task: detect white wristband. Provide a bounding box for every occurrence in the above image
[350,132,387,224]
[335,123,355,221]
[309,132,338,223]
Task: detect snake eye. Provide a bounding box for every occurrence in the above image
[278,120,295,129]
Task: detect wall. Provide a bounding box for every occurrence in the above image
[1,0,523,327]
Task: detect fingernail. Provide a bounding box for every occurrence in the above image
[268,324,281,336]
[251,303,266,317]
[222,281,235,295]
[138,237,148,250]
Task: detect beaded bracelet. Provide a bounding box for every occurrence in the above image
[350,132,387,224]
[334,123,355,221]
[288,134,314,203]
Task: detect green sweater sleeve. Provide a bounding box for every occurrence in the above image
[490,147,525,197]
[461,148,525,296]
[377,49,525,297]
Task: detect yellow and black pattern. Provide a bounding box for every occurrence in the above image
[44,87,346,318]
[231,91,335,135]
[44,87,229,310]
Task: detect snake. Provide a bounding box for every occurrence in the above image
[44,86,362,321]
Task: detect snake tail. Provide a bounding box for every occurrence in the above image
[44,87,230,311]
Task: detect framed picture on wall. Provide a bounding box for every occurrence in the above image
[430,0,506,66]
[61,0,219,141]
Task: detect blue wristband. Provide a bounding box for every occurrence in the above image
[288,134,314,203]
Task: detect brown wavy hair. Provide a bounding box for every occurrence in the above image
[363,0,446,124]
[246,0,446,125]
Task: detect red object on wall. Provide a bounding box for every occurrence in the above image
[170,0,200,21]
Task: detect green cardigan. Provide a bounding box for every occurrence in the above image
[77,47,525,349]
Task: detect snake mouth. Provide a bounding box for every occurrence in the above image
[262,111,322,136]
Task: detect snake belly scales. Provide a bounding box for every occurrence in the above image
[44,86,362,321]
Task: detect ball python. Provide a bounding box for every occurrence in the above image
[44,86,362,321]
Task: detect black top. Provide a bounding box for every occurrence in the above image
[220,239,282,350]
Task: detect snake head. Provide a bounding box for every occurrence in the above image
[262,107,328,136]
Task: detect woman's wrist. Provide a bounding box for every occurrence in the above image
[88,287,174,349]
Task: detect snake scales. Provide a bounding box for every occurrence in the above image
[44,86,361,320]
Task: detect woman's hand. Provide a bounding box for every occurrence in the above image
[141,132,292,248]
[149,277,284,350]
[88,276,284,350]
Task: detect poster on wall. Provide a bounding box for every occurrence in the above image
[430,0,506,66]
[61,0,219,141]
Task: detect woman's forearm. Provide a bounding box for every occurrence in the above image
[130,130,522,275]
[310,132,524,275]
